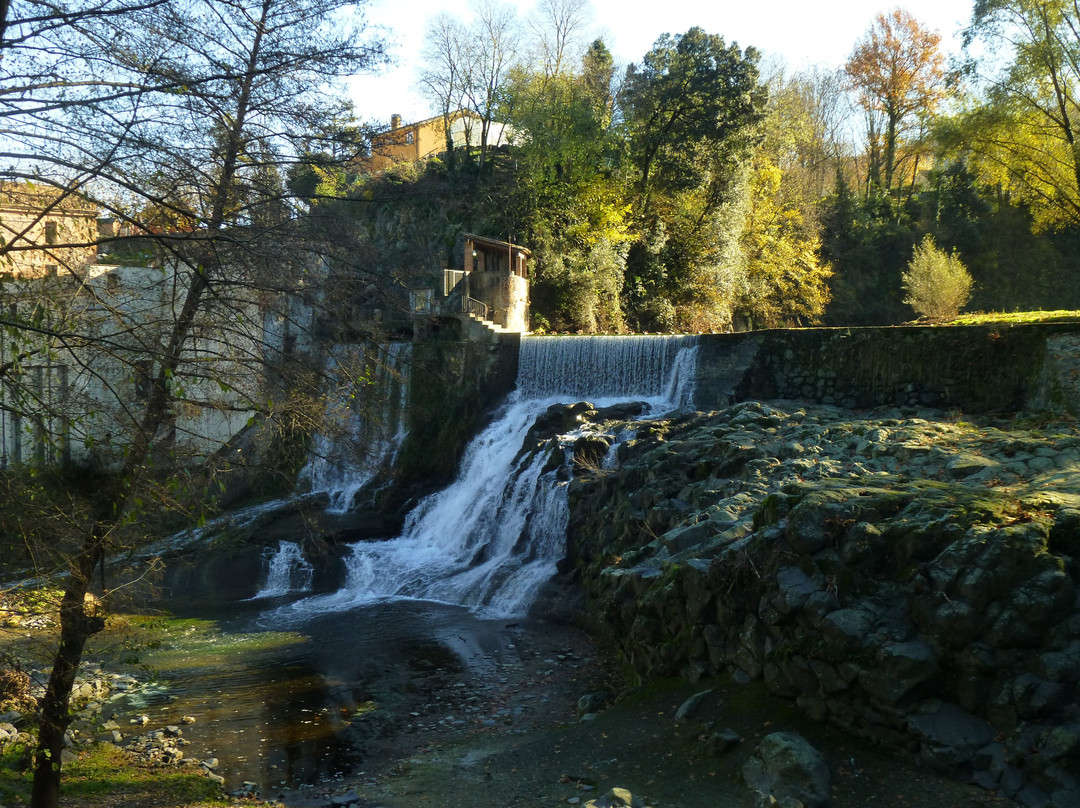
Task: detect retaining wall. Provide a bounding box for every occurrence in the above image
[693,323,1080,415]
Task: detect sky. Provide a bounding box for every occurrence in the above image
[347,0,976,128]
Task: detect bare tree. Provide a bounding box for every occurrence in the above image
[761,62,852,210]
[420,12,471,164]
[527,0,591,78]
[465,0,520,169]
[0,1,385,805]
[417,0,519,170]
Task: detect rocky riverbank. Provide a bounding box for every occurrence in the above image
[563,400,1080,808]
[0,613,1027,808]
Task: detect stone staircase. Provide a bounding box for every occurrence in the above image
[463,312,523,336]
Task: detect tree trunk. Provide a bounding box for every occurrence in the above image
[29,4,256,799]
[0,0,10,48]
[30,546,106,808]
[443,109,456,172]
[884,111,898,193]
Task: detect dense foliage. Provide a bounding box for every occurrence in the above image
[317,2,1080,334]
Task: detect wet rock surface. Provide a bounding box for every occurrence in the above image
[300,667,1018,808]
[567,400,1080,807]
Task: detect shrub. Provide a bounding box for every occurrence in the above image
[901,236,974,320]
[0,656,33,714]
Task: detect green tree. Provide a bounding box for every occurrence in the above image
[618,27,767,330]
[732,157,833,327]
[819,180,920,325]
[500,34,629,331]
[956,0,1080,228]
[620,27,766,203]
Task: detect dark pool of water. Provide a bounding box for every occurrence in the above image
[111,594,526,791]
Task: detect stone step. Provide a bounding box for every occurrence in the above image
[467,313,518,334]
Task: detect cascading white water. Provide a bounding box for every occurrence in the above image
[518,334,697,406]
[154,343,412,587]
[252,541,314,598]
[274,335,698,622]
[298,343,411,513]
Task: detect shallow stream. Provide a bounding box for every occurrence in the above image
[110,595,537,791]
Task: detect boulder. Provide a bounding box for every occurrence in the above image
[0,722,18,746]
[859,640,939,704]
[741,732,831,808]
[674,689,713,723]
[577,691,611,716]
[585,787,648,808]
[705,728,742,756]
[908,702,996,772]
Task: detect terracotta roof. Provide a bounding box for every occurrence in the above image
[372,109,478,137]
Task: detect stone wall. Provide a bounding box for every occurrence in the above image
[468,271,529,331]
[395,316,519,492]
[693,324,1080,415]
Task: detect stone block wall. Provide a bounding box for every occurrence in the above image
[566,401,1080,807]
[694,324,1080,415]
[396,317,519,490]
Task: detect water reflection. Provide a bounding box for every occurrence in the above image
[117,597,524,789]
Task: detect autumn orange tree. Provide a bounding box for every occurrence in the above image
[845,8,947,195]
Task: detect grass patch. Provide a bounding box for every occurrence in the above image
[93,614,308,673]
[2,743,229,808]
[946,310,1080,325]
[131,616,307,670]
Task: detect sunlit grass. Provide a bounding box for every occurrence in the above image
[133,617,308,670]
[2,743,228,808]
[947,310,1080,325]
[104,614,308,670]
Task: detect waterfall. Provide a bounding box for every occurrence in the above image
[150,343,411,567]
[273,335,698,622]
[252,541,314,598]
[518,334,697,405]
[298,342,411,513]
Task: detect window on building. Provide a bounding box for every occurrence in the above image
[134,359,153,401]
[282,332,297,356]
[405,131,415,145]
[44,220,58,244]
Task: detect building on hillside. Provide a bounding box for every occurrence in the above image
[0,262,285,470]
[441,234,530,332]
[0,183,319,472]
[365,110,513,171]
[0,182,99,278]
